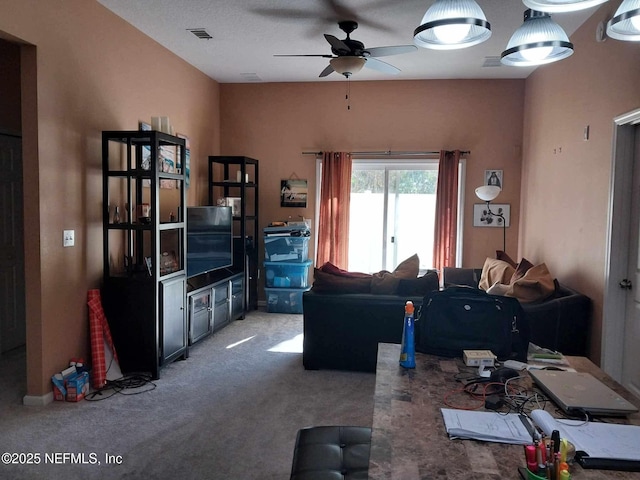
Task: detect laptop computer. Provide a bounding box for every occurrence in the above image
[529,369,639,416]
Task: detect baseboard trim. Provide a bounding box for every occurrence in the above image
[23,391,54,406]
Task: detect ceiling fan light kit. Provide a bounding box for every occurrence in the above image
[501,9,574,66]
[606,0,640,41]
[329,56,366,77]
[413,0,492,49]
[522,0,608,13]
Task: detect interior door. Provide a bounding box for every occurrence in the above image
[0,132,25,353]
[622,125,640,399]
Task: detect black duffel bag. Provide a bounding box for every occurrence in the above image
[415,286,529,362]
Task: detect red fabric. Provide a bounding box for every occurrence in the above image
[316,152,352,269]
[87,289,119,389]
[433,150,461,274]
[319,261,371,278]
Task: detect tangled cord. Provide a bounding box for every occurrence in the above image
[85,373,156,401]
[444,374,551,414]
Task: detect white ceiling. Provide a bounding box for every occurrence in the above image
[96,0,600,83]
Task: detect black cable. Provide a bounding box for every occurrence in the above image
[84,373,156,401]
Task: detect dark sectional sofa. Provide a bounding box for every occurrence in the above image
[302,267,591,373]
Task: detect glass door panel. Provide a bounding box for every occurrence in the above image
[348,163,438,273]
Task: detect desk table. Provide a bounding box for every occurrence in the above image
[368,343,640,480]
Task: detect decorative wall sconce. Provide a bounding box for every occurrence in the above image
[475,185,509,252]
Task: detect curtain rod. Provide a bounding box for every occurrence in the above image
[302,150,470,156]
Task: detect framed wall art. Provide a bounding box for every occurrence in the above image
[281,179,308,208]
[473,203,510,227]
[484,170,503,189]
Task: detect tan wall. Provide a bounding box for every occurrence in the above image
[220,79,525,276]
[0,0,220,396]
[521,1,640,363]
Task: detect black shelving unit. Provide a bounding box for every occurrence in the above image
[101,130,188,379]
[208,156,259,311]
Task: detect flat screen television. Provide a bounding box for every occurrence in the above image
[186,206,233,278]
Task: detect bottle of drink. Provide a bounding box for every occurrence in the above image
[399,300,416,369]
[113,206,121,224]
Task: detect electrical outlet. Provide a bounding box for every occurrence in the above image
[63,230,75,247]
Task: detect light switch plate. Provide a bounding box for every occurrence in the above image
[63,230,75,247]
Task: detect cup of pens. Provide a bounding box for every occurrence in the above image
[524,433,572,480]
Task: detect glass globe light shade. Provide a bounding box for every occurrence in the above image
[330,57,366,77]
[523,0,608,13]
[501,10,574,66]
[606,0,640,41]
[475,185,501,202]
[413,0,491,50]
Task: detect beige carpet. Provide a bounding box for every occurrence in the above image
[0,309,375,480]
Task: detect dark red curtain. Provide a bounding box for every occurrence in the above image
[316,152,352,268]
[433,150,461,274]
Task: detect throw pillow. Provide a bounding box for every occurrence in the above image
[510,257,534,284]
[486,281,509,296]
[478,257,516,291]
[311,268,372,293]
[506,263,555,303]
[370,254,421,294]
[496,250,517,268]
[319,262,371,278]
[397,271,439,296]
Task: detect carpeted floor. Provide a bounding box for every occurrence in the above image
[0,309,375,480]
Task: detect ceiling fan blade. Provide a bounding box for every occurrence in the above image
[324,34,350,54]
[319,64,335,77]
[365,45,418,58]
[274,54,335,58]
[364,57,400,75]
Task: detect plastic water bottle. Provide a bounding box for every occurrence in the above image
[399,301,416,369]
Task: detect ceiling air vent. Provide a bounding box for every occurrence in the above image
[482,56,502,68]
[239,73,262,82]
[187,28,212,40]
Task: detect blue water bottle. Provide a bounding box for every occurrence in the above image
[399,301,416,369]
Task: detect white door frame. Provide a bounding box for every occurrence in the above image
[602,108,640,381]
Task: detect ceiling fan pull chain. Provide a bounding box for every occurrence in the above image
[346,78,351,110]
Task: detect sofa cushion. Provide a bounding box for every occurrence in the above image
[397,271,439,296]
[311,268,372,293]
[478,257,515,291]
[370,254,420,294]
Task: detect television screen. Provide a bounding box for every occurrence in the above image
[187,206,233,278]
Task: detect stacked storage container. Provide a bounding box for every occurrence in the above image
[263,225,312,313]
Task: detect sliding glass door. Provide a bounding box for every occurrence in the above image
[348,160,439,273]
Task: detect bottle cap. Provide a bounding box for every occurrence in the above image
[405,301,414,314]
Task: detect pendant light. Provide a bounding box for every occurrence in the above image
[501,9,574,66]
[413,0,491,50]
[522,0,608,13]
[606,0,640,41]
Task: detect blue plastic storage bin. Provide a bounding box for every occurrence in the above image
[264,260,312,288]
[263,236,310,262]
[265,287,310,314]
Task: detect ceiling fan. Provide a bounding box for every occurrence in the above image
[275,20,418,78]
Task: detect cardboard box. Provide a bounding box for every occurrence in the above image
[463,350,495,367]
[51,368,90,402]
[65,371,90,402]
